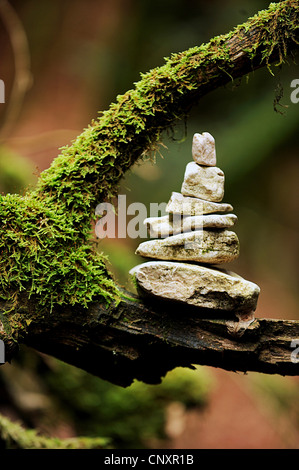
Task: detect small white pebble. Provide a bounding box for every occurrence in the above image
[192,132,216,166]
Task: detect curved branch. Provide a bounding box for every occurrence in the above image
[16,295,299,386]
[34,0,299,228]
[0,0,32,141]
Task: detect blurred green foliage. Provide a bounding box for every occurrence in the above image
[0,412,110,449]
[42,361,212,448]
[250,373,299,414]
[0,146,35,194]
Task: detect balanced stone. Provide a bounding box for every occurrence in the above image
[192,132,216,166]
[130,261,260,317]
[144,213,237,238]
[181,162,224,202]
[166,192,233,216]
[136,229,239,264]
[129,130,260,319]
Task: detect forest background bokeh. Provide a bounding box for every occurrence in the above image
[0,0,299,449]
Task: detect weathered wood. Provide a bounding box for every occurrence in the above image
[16,294,299,386]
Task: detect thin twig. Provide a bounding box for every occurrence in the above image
[0,0,32,141]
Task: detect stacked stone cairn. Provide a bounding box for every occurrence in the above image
[130,132,260,323]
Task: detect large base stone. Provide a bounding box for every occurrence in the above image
[130,261,260,317]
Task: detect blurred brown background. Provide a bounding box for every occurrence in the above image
[0,0,299,449]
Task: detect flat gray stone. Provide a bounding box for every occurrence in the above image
[192,132,216,166]
[181,162,225,202]
[144,213,237,238]
[166,192,233,216]
[136,229,239,264]
[130,261,260,317]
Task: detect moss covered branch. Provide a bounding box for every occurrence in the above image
[19,295,299,384]
[0,1,299,374]
[0,412,109,449]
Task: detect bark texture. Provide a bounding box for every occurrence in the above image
[19,294,299,386]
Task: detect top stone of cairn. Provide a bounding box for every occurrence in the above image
[192,132,216,166]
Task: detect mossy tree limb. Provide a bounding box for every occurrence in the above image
[0,1,299,378]
[18,295,299,385]
[0,412,109,449]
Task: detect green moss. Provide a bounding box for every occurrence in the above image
[0,193,121,332]
[43,362,212,448]
[0,413,110,449]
